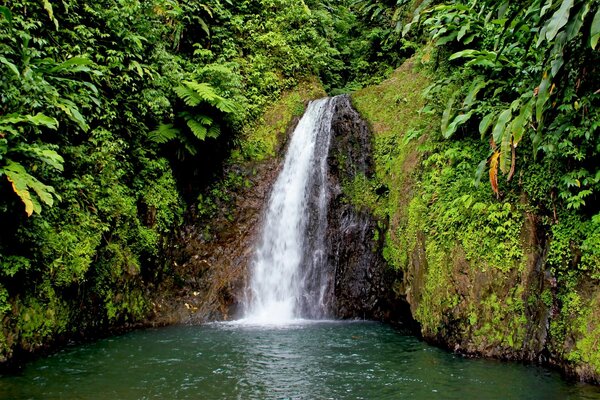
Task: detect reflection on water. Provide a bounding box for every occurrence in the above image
[1,321,599,400]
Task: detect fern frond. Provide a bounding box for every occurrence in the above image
[174,85,203,107]
[148,123,180,143]
[207,124,220,139]
[214,98,237,114]
[181,80,218,103]
[186,119,207,140]
[198,115,213,125]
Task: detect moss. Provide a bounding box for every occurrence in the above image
[352,58,536,356]
[235,77,327,162]
[351,60,434,272]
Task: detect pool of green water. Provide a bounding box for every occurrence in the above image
[1,321,599,399]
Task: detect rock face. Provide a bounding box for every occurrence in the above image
[146,119,297,325]
[154,95,415,327]
[326,96,413,325]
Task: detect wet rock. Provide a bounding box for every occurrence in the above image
[326,95,415,327]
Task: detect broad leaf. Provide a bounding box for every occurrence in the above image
[479,112,496,139]
[492,108,512,143]
[443,111,474,139]
[56,100,89,132]
[544,0,574,42]
[0,56,19,77]
[489,151,500,196]
[591,8,600,49]
[3,160,58,216]
[441,94,456,134]
[49,57,94,73]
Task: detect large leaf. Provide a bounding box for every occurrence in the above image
[13,144,64,171]
[479,112,496,139]
[492,108,512,144]
[0,56,19,77]
[443,111,474,138]
[174,86,203,107]
[441,94,457,133]
[463,79,490,109]
[489,151,500,197]
[56,100,89,132]
[42,0,59,29]
[544,0,574,42]
[499,123,512,174]
[565,2,590,41]
[591,7,600,49]
[0,6,12,23]
[3,160,59,216]
[0,113,58,129]
[49,56,94,73]
[536,74,551,123]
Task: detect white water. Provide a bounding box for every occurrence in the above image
[242,97,335,324]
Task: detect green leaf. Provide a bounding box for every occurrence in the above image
[448,49,479,60]
[207,124,220,139]
[473,158,487,187]
[187,119,207,140]
[463,79,489,109]
[479,112,496,139]
[49,56,94,73]
[540,0,553,17]
[565,2,590,41]
[27,113,59,129]
[591,8,600,49]
[545,0,574,42]
[174,86,202,107]
[536,75,551,123]
[500,121,512,173]
[1,113,59,130]
[3,160,58,216]
[443,111,474,139]
[42,0,59,29]
[31,148,64,171]
[441,94,457,134]
[492,108,512,144]
[148,124,179,144]
[56,100,89,132]
[0,6,12,23]
[0,56,19,77]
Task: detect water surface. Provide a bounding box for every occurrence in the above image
[1,321,599,399]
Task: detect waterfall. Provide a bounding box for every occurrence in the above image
[243,97,337,323]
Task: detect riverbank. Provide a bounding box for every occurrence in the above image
[351,56,600,384]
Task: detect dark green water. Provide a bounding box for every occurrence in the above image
[1,321,599,400]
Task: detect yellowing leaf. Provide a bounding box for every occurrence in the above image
[3,160,59,216]
[489,151,500,197]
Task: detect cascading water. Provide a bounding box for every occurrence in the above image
[243,97,337,323]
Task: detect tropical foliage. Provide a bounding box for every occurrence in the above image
[0,0,598,379]
[0,0,364,361]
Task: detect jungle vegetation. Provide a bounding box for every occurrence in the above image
[0,0,598,374]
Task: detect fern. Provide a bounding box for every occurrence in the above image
[206,124,220,139]
[186,119,208,140]
[148,123,180,144]
[174,85,204,107]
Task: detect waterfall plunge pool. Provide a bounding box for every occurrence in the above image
[2,321,599,399]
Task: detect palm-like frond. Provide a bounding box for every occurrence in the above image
[148,123,180,143]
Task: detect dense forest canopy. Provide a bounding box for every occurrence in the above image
[0,0,598,376]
